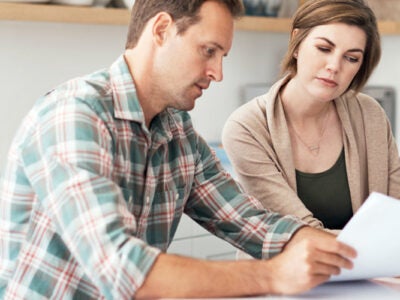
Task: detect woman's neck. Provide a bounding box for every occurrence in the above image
[280,79,334,125]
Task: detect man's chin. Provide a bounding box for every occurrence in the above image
[168,101,196,112]
[182,103,196,112]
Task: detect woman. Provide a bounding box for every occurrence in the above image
[222,0,400,231]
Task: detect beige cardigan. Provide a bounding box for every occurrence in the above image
[222,77,400,229]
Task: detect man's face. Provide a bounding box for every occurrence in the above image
[153,1,234,111]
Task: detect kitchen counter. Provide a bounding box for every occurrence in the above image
[162,277,400,299]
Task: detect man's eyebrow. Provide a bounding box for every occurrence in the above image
[210,42,229,57]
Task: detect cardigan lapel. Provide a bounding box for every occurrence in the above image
[335,95,364,212]
[264,77,298,192]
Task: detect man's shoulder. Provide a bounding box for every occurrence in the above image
[42,69,112,111]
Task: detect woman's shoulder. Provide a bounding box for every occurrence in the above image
[227,78,286,125]
[356,92,384,108]
[339,91,387,119]
[228,95,267,122]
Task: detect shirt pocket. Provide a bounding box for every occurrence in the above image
[121,187,188,228]
[152,187,187,215]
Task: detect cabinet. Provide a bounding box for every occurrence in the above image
[0,3,292,31]
[2,3,400,34]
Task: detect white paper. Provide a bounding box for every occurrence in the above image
[330,192,400,281]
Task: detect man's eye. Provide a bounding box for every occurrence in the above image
[204,47,216,57]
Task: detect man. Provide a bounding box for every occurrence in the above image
[0,0,356,298]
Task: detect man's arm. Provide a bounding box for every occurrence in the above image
[135,226,356,298]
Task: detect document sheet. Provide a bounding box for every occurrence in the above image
[330,192,400,281]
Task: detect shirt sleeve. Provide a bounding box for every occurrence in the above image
[184,135,305,259]
[20,98,160,298]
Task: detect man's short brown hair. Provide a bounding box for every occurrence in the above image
[125,0,244,49]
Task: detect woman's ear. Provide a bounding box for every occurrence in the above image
[151,12,174,46]
[291,28,300,59]
[291,28,300,39]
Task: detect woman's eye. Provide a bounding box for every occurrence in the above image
[317,46,331,53]
[345,56,360,63]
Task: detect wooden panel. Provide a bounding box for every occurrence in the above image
[0,3,130,25]
[367,0,400,21]
[1,2,400,34]
[236,15,292,32]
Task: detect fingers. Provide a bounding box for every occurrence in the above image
[336,240,357,259]
[270,227,357,295]
[309,240,356,272]
[314,236,357,260]
[314,250,354,271]
[297,238,355,275]
[311,262,341,276]
[310,251,354,277]
[291,227,357,260]
[312,274,332,286]
[267,246,337,295]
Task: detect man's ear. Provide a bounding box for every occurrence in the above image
[152,12,174,46]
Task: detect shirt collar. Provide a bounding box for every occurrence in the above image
[109,55,176,143]
[110,55,145,123]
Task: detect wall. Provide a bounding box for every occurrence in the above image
[1,21,400,171]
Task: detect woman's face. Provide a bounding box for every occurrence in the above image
[293,22,367,102]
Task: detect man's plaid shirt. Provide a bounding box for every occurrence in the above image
[0,56,303,299]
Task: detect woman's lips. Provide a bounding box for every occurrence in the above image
[318,77,338,87]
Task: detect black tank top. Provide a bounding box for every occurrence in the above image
[295,148,353,229]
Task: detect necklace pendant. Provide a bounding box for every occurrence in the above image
[309,145,320,156]
[309,145,319,151]
[286,100,332,158]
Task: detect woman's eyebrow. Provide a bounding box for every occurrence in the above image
[315,37,364,53]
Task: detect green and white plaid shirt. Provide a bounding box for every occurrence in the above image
[0,56,303,299]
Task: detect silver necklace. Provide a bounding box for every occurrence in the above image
[287,105,331,156]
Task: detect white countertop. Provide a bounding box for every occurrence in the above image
[163,277,400,300]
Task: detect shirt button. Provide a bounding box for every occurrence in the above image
[146,196,150,204]
[175,193,179,200]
